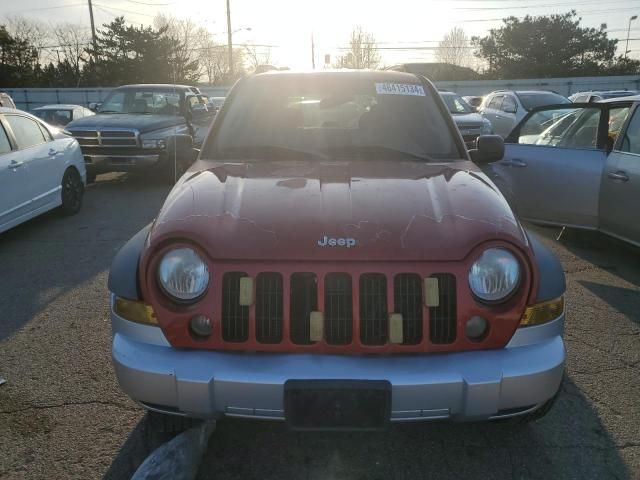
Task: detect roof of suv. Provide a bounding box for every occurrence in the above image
[250,69,426,85]
[116,84,197,91]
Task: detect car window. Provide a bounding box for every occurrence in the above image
[488,95,503,109]
[33,109,73,126]
[620,108,640,155]
[99,89,181,115]
[441,94,474,114]
[0,122,11,154]
[608,107,631,146]
[5,115,47,149]
[501,96,517,113]
[517,107,601,149]
[210,75,461,161]
[517,92,570,111]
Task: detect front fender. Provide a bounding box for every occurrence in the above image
[108,224,151,300]
[527,230,566,303]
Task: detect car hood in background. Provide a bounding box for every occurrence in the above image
[147,159,527,262]
[66,113,184,133]
[450,112,484,128]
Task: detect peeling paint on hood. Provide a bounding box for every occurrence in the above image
[148,159,527,262]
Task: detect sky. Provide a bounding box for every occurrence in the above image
[1,0,639,69]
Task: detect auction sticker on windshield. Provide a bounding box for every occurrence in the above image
[375,83,426,96]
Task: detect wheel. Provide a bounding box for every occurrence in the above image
[146,410,202,434]
[60,168,84,216]
[86,170,97,184]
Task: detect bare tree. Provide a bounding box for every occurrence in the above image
[334,26,381,69]
[244,44,272,70]
[5,15,52,64]
[435,27,472,67]
[154,14,205,82]
[52,23,90,86]
[197,36,245,85]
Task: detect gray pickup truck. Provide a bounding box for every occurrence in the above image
[66,84,215,183]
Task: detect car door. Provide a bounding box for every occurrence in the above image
[483,104,608,227]
[4,114,56,211]
[599,103,640,245]
[0,116,33,232]
[495,95,519,138]
[481,95,503,132]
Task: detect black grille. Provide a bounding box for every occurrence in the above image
[324,273,353,345]
[290,273,318,344]
[393,274,423,345]
[359,274,388,345]
[100,130,136,138]
[428,273,457,344]
[255,273,283,344]
[221,272,249,342]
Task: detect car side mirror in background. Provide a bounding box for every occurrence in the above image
[89,102,102,112]
[469,135,504,164]
[189,102,213,121]
[503,105,517,114]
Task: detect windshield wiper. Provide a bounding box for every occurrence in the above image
[216,145,331,161]
[324,145,436,162]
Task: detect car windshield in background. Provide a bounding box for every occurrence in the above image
[210,75,461,161]
[98,89,181,115]
[33,109,72,125]
[441,93,474,114]
[517,92,570,111]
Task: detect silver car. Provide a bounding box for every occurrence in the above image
[481,95,640,246]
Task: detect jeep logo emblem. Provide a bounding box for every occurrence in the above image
[317,235,356,248]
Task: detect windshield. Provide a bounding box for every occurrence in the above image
[208,75,461,161]
[33,109,72,126]
[517,92,570,111]
[441,93,474,114]
[98,89,182,115]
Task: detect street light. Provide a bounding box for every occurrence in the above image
[625,15,638,59]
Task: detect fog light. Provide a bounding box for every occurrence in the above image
[189,315,212,338]
[466,316,488,340]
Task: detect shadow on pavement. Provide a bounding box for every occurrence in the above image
[0,173,170,340]
[103,377,629,480]
[578,280,640,327]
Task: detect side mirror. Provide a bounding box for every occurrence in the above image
[469,135,504,164]
[89,102,102,112]
[503,105,517,114]
[189,102,212,120]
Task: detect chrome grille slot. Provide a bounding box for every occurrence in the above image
[221,272,249,342]
[359,274,388,345]
[394,274,423,345]
[324,273,353,345]
[255,272,283,344]
[290,273,318,344]
[428,273,457,344]
[68,128,138,148]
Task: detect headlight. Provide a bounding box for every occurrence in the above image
[481,119,493,135]
[468,248,520,302]
[142,139,166,149]
[157,247,209,302]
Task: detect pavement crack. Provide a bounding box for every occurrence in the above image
[0,399,136,414]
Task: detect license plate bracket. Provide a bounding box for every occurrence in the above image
[284,380,391,431]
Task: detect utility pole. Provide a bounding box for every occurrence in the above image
[311,33,316,70]
[88,0,98,55]
[625,15,638,59]
[226,0,233,78]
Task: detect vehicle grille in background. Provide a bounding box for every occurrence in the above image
[324,273,353,345]
[393,274,423,345]
[359,274,388,345]
[255,273,283,344]
[221,272,249,342]
[290,273,318,344]
[428,273,457,344]
[69,129,138,148]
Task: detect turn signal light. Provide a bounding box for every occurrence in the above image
[520,297,564,327]
[114,297,158,325]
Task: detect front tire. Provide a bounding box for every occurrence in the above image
[60,168,84,216]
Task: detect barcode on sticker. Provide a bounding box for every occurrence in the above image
[375,83,426,96]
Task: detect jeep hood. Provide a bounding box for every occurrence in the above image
[148,159,527,262]
[66,113,184,133]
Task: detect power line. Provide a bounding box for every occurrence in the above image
[1,3,85,15]
[93,2,157,18]
[124,0,175,5]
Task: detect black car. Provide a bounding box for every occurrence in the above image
[66,84,215,183]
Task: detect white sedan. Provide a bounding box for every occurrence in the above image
[0,107,86,234]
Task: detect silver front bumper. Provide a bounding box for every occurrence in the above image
[111,311,565,423]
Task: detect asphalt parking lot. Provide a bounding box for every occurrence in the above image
[0,173,639,480]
